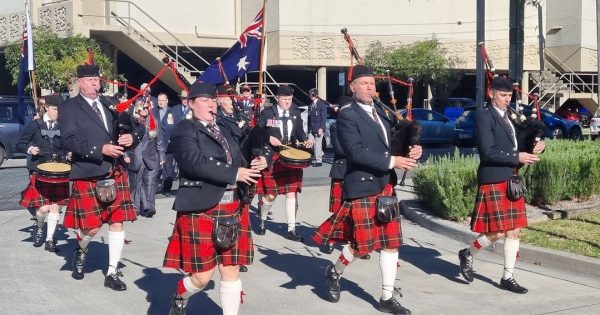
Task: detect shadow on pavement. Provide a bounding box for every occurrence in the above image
[256,245,379,308]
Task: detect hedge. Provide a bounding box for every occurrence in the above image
[412,140,600,221]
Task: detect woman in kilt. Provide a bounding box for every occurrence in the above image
[314,65,422,315]
[17,95,69,252]
[458,76,545,294]
[164,82,268,315]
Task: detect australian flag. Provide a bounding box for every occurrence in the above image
[16,4,35,127]
[198,8,263,84]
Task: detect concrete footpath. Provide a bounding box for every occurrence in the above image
[1,181,600,314]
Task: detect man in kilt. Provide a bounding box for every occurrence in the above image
[59,64,144,290]
[163,82,268,315]
[313,65,422,315]
[17,95,69,252]
[255,85,314,242]
[458,76,545,294]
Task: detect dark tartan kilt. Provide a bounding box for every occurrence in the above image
[163,202,253,273]
[255,153,303,196]
[63,169,137,230]
[470,180,527,233]
[20,174,70,208]
[312,184,402,256]
[329,179,343,213]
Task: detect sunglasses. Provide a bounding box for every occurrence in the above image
[242,89,251,92]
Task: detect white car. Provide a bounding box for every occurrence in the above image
[590,117,600,140]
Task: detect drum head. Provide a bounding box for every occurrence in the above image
[37,162,71,174]
[279,148,311,162]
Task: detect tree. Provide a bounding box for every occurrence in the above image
[4,28,113,93]
[364,38,461,107]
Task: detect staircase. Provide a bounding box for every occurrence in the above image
[529,49,598,114]
[42,0,209,91]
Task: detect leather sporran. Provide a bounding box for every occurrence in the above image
[376,196,400,223]
[95,178,117,203]
[507,175,526,201]
[212,215,241,250]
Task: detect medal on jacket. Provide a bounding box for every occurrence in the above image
[267,118,278,127]
[186,111,193,120]
[167,113,174,125]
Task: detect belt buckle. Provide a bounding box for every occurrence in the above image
[219,190,234,204]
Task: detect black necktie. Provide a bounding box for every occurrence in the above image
[503,111,515,138]
[282,110,289,143]
[47,121,54,129]
[207,123,232,164]
[92,101,103,120]
[371,106,380,124]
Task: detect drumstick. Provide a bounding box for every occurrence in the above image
[280,144,296,150]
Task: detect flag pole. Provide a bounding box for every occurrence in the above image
[257,0,267,98]
[26,0,39,112]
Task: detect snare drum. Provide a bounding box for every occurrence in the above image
[36,162,71,184]
[278,147,312,169]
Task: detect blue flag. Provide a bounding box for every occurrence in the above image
[16,3,35,126]
[199,8,263,84]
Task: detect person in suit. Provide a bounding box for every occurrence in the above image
[236,84,254,121]
[315,65,422,314]
[458,76,545,294]
[125,98,163,218]
[17,95,69,252]
[154,92,177,197]
[307,88,328,167]
[172,89,190,122]
[59,64,144,291]
[163,81,268,315]
[254,85,314,242]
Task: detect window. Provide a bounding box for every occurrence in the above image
[0,103,19,123]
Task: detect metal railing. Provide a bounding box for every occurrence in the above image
[529,48,598,109]
[46,0,209,76]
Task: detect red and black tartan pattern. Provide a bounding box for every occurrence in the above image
[63,169,137,230]
[328,179,343,213]
[470,180,527,233]
[312,184,402,256]
[255,153,303,195]
[163,202,253,273]
[19,174,70,208]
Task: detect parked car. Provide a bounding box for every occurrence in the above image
[443,97,476,121]
[454,104,583,147]
[590,116,600,140]
[555,103,592,128]
[399,108,455,145]
[0,96,36,166]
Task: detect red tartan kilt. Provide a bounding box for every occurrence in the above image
[313,184,402,256]
[163,202,253,273]
[255,153,303,196]
[329,179,343,213]
[19,174,70,208]
[470,180,527,233]
[63,169,137,230]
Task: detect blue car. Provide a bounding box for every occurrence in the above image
[0,96,36,166]
[454,105,583,147]
[443,97,476,121]
[399,108,455,145]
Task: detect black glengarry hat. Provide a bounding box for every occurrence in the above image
[44,95,63,107]
[188,81,217,99]
[351,65,374,81]
[490,76,514,92]
[276,85,294,96]
[76,64,100,78]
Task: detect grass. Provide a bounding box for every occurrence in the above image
[520,210,600,259]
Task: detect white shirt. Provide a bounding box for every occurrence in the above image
[493,106,517,150]
[355,101,395,169]
[276,106,293,140]
[81,94,108,131]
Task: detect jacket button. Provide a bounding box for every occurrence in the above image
[361,177,365,180]
[370,177,373,180]
[195,181,199,184]
[216,162,221,166]
[184,181,189,185]
[209,157,213,160]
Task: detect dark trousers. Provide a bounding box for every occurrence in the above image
[158,153,177,193]
[130,164,158,211]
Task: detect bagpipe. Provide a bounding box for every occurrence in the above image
[341,28,422,185]
[479,42,545,154]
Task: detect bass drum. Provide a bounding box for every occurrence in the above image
[278,147,312,169]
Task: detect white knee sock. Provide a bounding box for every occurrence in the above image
[45,212,60,241]
[380,250,399,301]
[107,230,125,275]
[260,197,273,221]
[470,234,492,257]
[78,233,93,249]
[285,197,296,232]
[503,238,520,280]
[177,276,205,300]
[220,279,243,315]
[334,244,357,274]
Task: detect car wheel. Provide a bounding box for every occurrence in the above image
[569,127,582,140]
[552,127,565,139]
[0,145,5,167]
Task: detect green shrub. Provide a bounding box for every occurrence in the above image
[413,140,600,221]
